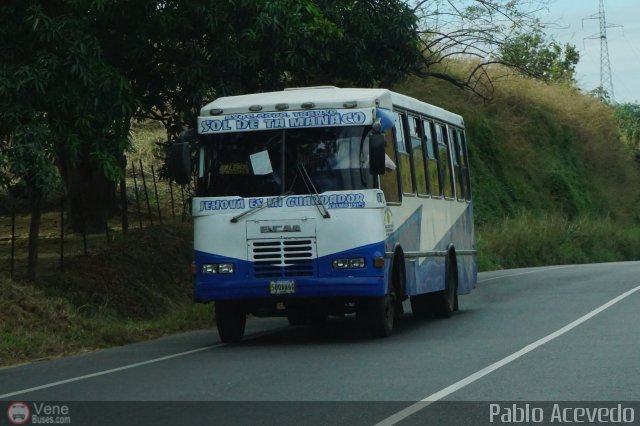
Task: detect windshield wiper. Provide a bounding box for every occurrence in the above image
[296,161,330,219]
[230,191,292,223]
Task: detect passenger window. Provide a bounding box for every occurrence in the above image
[435,124,454,199]
[449,127,465,201]
[423,119,440,196]
[394,112,414,195]
[459,130,472,201]
[408,115,428,196]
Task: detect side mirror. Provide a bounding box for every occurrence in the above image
[369,134,386,175]
[168,142,192,185]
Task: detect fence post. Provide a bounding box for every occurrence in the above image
[60,197,64,271]
[151,165,163,224]
[181,186,186,223]
[139,159,154,226]
[104,212,110,244]
[10,201,16,279]
[131,161,143,228]
[120,160,129,233]
[81,206,88,257]
[169,179,176,220]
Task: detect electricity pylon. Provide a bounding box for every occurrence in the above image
[583,0,622,102]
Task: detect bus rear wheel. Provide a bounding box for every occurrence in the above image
[429,258,457,319]
[215,301,247,343]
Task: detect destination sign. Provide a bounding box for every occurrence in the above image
[198,108,374,134]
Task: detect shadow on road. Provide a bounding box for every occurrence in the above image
[232,309,476,347]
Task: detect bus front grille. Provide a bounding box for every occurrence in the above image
[249,239,316,278]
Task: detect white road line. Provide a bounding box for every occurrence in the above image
[375,284,640,426]
[0,345,221,399]
[478,265,576,283]
[0,327,288,399]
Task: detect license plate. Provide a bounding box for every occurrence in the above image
[270,280,296,295]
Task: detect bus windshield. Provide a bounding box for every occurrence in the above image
[198,126,374,197]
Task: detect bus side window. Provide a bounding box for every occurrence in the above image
[459,129,472,201]
[394,112,414,195]
[435,124,454,199]
[408,115,428,196]
[449,126,465,201]
[424,119,440,197]
[380,129,401,203]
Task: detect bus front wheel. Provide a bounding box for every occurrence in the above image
[358,292,396,337]
[215,301,246,343]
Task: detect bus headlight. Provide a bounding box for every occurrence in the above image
[202,263,235,274]
[218,263,235,274]
[348,258,366,268]
[333,258,366,269]
[203,264,218,274]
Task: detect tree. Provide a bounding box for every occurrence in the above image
[5,124,59,281]
[92,0,420,136]
[410,0,571,96]
[1,0,421,241]
[499,25,579,83]
[614,103,640,156]
[589,86,613,104]
[1,0,136,279]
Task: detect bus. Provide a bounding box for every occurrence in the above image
[171,86,477,342]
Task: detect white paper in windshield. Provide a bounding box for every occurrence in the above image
[250,150,273,175]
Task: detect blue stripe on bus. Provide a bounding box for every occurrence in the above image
[193,242,386,301]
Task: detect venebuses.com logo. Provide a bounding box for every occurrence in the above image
[6,401,71,425]
[6,402,30,425]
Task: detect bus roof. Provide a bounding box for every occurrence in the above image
[200,87,464,127]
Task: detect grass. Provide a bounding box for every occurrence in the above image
[0,223,213,367]
[0,278,211,366]
[476,212,640,271]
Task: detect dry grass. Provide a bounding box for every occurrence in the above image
[0,224,212,367]
[477,212,640,270]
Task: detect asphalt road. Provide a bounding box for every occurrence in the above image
[2,262,639,426]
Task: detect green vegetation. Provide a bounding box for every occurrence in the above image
[499,26,580,84]
[6,68,640,367]
[0,223,212,367]
[2,0,640,366]
[397,65,640,270]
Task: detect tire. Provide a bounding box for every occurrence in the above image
[286,307,307,326]
[215,301,246,343]
[358,292,396,337]
[429,257,457,319]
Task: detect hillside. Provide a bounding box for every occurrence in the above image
[396,68,640,269]
[4,68,640,366]
[0,224,211,366]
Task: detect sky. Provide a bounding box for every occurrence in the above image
[537,0,640,104]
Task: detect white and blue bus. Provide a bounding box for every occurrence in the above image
[178,87,476,342]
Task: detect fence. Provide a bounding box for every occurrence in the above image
[0,160,193,280]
